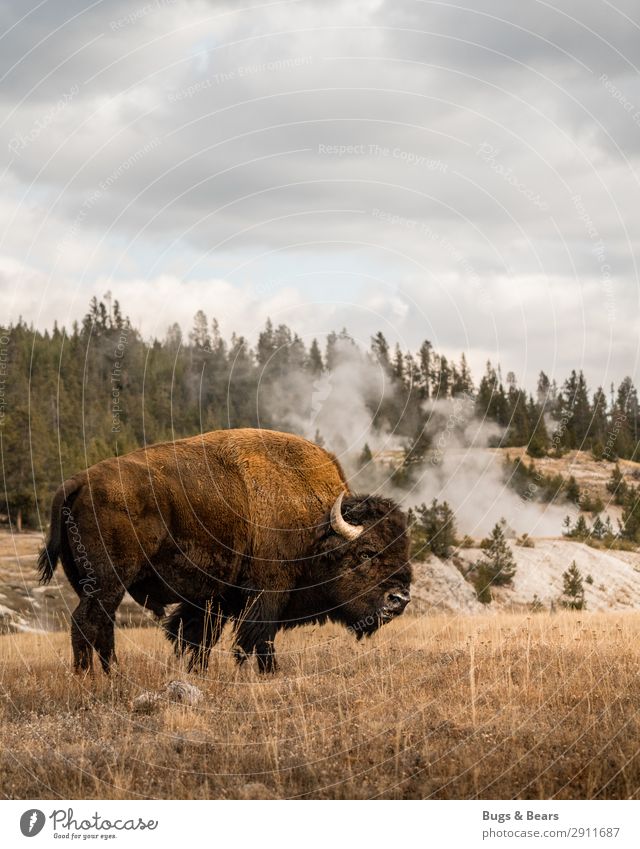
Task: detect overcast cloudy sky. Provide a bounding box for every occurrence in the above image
[1,0,639,388]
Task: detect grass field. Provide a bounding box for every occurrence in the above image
[1,611,639,800]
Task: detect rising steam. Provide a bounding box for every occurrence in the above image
[260,337,578,537]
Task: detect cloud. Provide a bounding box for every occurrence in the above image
[1,0,640,388]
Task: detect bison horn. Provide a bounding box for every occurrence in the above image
[330,491,364,541]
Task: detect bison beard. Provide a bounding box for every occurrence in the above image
[38,428,411,674]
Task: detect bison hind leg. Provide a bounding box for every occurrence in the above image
[71,594,123,674]
[71,599,94,673]
[164,600,226,672]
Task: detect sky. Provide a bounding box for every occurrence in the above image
[1,0,640,390]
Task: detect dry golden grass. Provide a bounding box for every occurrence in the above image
[1,611,639,799]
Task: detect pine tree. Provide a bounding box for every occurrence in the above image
[393,419,432,487]
[370,331,390,371]
[475,361,508,426]
[307,338,323,374]
[475,521,517,586]
[590,386,609,458]
[561,560,586,610]
[210,318,226,361]
[573,370,592,445]
[404,351,419,390]
[591,515,606,540]
[432,354,451,400]
[288,333,307,372]
[392,344,405,382]
[272,323,294,376]
[409,499,458,559]
[112,299,125,330]
[325,330,339,371]
[473,563,494,604]
[610,377,639,459]
[557,370,592,449]
[526,395,550,457]
[257,318,276,366]
[165,323,182,349]
[504,373,531,446]
[620,484,640,542]
[606,463,628,505]
[451,352,473,397]
[563,514,590,540]
[189,310,211,350]
[537,371,551,407]
[359,442,373,467]
[565,475,581,505]
[418,339,432,400]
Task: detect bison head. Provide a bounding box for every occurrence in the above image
[314,491,412,638]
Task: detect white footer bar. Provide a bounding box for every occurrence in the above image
[1,799,638,848]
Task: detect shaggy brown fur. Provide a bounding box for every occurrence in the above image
[38,428,411,673]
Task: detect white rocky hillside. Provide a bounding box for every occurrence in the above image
[411,539,640,614]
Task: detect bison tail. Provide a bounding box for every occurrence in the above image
[37,544,57,585]
[37,478,81,584]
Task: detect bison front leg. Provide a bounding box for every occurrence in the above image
[233,589,286,674]
[234,622,278,673]
[256,635,277,674]
[164,599,227,672]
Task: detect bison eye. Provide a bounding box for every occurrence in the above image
[360,550,376,562]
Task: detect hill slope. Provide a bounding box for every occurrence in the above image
[412,540,640,614]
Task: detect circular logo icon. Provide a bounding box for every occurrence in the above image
[20,809,45,837]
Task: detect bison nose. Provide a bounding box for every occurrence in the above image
[386,590,411,611]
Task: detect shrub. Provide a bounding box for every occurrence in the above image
[565,476,581,505]
[408,499,458,560]
[529,594,544,612]
[560,561,586,610]
[472,563,494,604]
[580,492,605,514]
[562,514,589,540]
[516,533,535,548]
[504,456,566,503]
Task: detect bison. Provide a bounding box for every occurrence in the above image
[38,428,411,673]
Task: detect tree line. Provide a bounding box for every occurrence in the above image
[1,295,638,529]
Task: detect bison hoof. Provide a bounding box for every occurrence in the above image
[234,647,249,666]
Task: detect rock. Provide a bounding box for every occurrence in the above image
[132,680,203,713]
[131,691,160,714]
[238,782,278,800]
[411,556,483,614]
[163,680,203,705]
